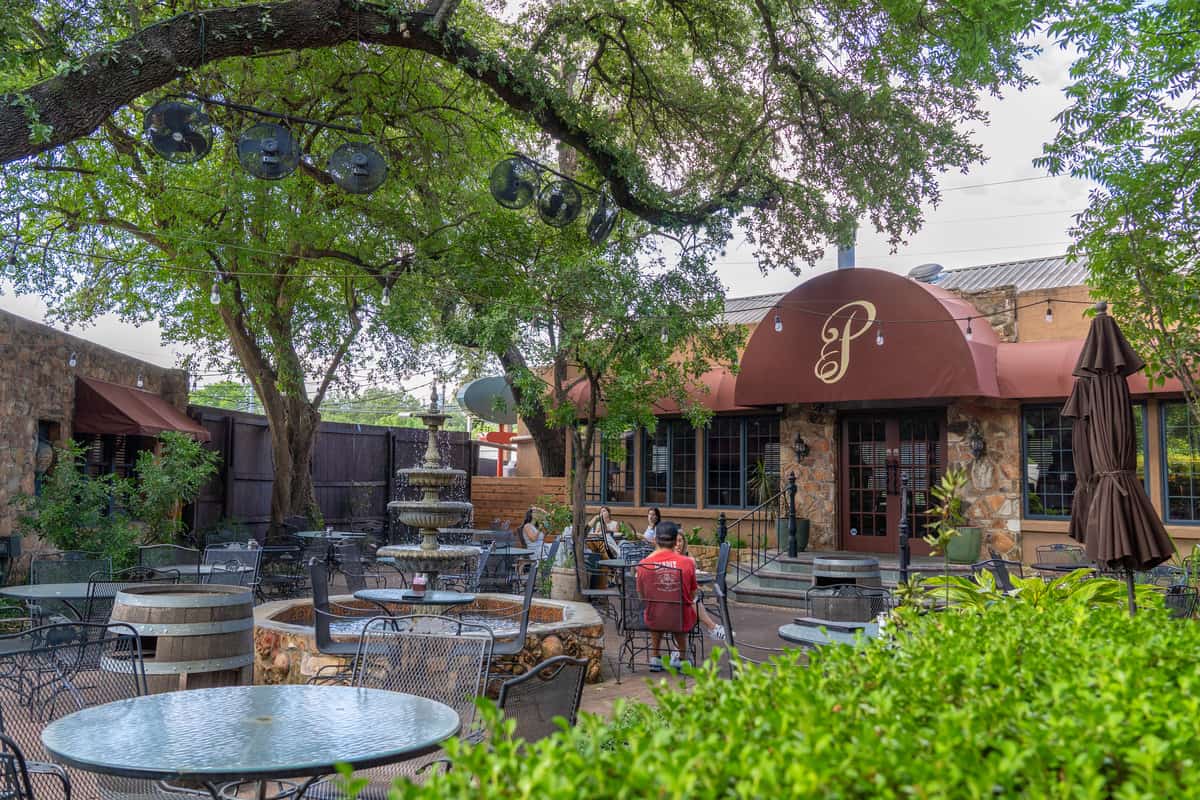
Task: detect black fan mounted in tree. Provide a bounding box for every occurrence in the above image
[327,143,388,195]
[143,100,213,164]
[236,123,301,180]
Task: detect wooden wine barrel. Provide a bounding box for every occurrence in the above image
[110,584,255,694]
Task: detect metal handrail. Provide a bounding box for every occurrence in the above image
[720,475,797,590]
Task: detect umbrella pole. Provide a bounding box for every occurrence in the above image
[1126,568,1137,616]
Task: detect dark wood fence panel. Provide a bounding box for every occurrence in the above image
[188,406,472,541]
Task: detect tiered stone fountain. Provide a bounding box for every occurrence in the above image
[377,386,479,587]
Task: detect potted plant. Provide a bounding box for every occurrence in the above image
[536,496,585,602]
[749,460,814,552]
[923,467,982,565]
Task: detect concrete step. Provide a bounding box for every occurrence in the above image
[730,574,811,610]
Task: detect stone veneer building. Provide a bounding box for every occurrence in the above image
[0,308,203,552]
[566,256,1194,564]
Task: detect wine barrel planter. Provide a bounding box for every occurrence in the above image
[110,584,254,693]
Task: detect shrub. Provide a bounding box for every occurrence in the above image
[125,431,219,544]
[393,600,1200,798]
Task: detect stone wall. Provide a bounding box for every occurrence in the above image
[954,285,1019,342]
[946,399,1023,559]
[0,308,189,547]
[779,405,838,550]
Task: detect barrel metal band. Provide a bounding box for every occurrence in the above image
[114,590,252,608]
[132,654,254,674]
[116,618,254,636]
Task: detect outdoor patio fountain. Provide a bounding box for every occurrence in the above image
[377,385,478,586]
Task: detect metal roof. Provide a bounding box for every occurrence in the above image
[932,255,1086,292]
[722,291,786,325]
[721,255,1086,324]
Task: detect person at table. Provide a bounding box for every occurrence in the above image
[517,507,544,555]
[636,522,700,671]
[589,505,621,557]
[673,530,726,641]
[642,507,662,543]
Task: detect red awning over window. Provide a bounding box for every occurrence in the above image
[74,377,211,442]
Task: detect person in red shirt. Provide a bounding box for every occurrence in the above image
[636,522,699,670]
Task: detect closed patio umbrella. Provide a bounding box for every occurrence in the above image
[1062,302,1173,614]
[1064,381,1093,545]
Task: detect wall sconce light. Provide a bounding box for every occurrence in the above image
[967,421,987,460]
[792,433,810,461]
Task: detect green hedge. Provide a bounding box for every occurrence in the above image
[395,602,1200,798]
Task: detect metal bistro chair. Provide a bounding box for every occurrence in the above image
[334,543,386,594]
[443,542,494,594]
[1035,544,1089,567]
[1163,585,1199,619]
[256,545,309,602]
[970,558,1025,593]
[532,539,561,599]
[28,553,111,624]
[0,733,45,800]
[306,616,495,799]
[485,562,539,682]
[496,656,589,743]
[618,540,653,562]
[137,544,200,571]
[306,560,373,686]
[805,584,895,623]
[82,566,181,624]
[579,549,620,624]
[617,562,701,682]
[203,545,262,590]
[0,622,170,800]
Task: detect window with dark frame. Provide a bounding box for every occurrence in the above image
[1022,405,1076,518]
[1162,402,1200,522]
[706,415,780,508]
[583,429,636,505]
[641,420,698,508]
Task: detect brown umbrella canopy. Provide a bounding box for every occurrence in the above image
[1062,306,1172,572]
[1063,383,1092,545]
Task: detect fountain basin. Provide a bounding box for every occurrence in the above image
[375,544,480,576]
[387,500,473,531]
[253,594,605,690]
[394,468,466,489]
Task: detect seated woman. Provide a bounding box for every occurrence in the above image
[518,507,544,556]
[642,507,662,543]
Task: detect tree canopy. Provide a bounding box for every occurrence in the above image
[1038,0,1200,408]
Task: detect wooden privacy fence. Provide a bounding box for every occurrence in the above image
[470,477,568,530]
[188,406,473,540]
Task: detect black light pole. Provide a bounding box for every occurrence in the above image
[786,473,798,558]
[897,475,911,585]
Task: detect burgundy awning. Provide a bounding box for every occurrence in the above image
[996,340,1184,399]
[567,366,753,415]
[74,377,211,442]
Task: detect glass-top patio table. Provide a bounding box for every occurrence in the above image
[40,685,460,800]
[354,588,475,615]
[0,582,135,619]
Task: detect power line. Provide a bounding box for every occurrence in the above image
[941,175,1066,192]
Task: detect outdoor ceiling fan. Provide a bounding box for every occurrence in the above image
[488,153,621,245]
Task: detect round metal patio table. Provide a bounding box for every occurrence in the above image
[0,582,107,619]
[295,530,367,540]
[1031,562,1096,574]
[40,684,461,800]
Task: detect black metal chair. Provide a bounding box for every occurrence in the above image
[617,562,701,682]
[0,733,50,800]
[805,584,895,622]
[306,560,372,686]
[27,553,111,624]
[1163,585,1198,619]
[256,545,309,602]
[1035,543,1088,566]
[334,542,386,594]
[579,550,620,624]
[0,622,162,800]
[82,566,180,624]
[485,562,539,680]
[203,545,262,590]
[496,656,588,743]
[137,544,200,571]
[618,541,653,562]
[443,543,494,593]
[970,558,1025,592]
[306,616,494,798]
[532,539,561,598]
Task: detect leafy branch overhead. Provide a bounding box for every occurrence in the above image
[1,0,1055,266]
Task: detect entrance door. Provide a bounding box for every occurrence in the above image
[840,411,946,555]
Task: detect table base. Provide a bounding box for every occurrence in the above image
[210,777,316,800]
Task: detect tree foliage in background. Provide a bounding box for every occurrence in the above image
[441,207,741,580]
[1,44,508,529]
[125,431,219,543]
[1038,1,1200,413]
[1,0,1057,267]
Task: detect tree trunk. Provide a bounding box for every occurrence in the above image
[499,347,566,477]
[570,425,594,591]
[261,391,321,539]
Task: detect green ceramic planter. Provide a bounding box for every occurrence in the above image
[946,526,983,564]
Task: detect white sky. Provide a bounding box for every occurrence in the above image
[1,43,1089,382]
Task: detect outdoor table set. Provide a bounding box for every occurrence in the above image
[39,685,460,800]
[296,530,367,569]
[355,587,476,616]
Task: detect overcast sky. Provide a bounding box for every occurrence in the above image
[1,41,1088,383]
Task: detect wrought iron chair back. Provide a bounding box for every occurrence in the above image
[137,544,200,570]
[805,584,894,623]
[492,562,539,659]
[618,541,653,562]
[0,623,150,800]
[334,543,383,594]
[533,539,562,598]
[1035,544,1088,565]
[1163,585,1198,619]
[257,546,308,601]
[83,566,180,624]
[970,558,1024,592]
[0,733,39,800]
[28,554,112,623]
[634,563,690,633]
[203,545,262,589]
[496,656,588,743]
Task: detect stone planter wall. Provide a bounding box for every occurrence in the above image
[254,594,605,693]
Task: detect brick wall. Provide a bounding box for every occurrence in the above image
[470,476,568,530]
[0,309,189,545]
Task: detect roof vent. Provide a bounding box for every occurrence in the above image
[908,263,945,283]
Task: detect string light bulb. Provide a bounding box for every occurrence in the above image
[136,372,144,389]
[209,282,221,305]
[68,352,77,368]
[381,286,391,307]
[660,326,669,344]
[875,325,884,347]
[1044,300,1053,323]
[773,314,783,333]
[965,318,974,341]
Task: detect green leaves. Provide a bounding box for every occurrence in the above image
[394,600,1200,798]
